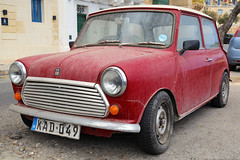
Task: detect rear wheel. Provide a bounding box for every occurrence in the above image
[21,114,33,128]
[212,72,229,108]
[137,91,174,155]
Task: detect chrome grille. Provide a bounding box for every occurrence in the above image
[22,77,109,118]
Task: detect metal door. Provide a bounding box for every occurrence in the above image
[77,14,86,33]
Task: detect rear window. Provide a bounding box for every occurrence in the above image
[202,18,219,49]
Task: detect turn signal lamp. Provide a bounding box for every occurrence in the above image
[15,92,22,101]
[109,105,119,116]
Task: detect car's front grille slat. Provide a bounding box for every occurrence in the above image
[26,101,105,116]
[26,99,106,113]
[25,86,100,96]
[24,92,105,106]
[24,96,106,108]
[26,82,98,93]
[22,77,109,118]
[24,88,102,100]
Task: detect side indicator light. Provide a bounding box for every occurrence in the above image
[109,105,120,116]
[15,92,22,101]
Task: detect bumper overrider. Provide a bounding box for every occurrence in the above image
[9,104,140,133]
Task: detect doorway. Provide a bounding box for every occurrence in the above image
[77,13,86,33]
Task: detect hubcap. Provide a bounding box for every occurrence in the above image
[222,76,229,104]
[156,105,167,138]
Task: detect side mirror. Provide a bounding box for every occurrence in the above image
[180,40,200,55]
[69,41,74,49]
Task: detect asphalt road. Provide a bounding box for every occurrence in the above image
[0,79,16,108]
[0,73,240,159]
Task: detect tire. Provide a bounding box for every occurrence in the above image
[229,65,236,71]
[137,91,174,155]
[212,72,229,108]
[21,114,33,128]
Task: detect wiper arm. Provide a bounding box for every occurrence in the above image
[119,43,136,47]
[75,43,97,48]
[75,40,121,48]
[98,40,120,44]
[137,41,166,46]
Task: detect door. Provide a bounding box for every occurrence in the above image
[201,17,226,97]
[176,15,211,114]
[77,13,86,33]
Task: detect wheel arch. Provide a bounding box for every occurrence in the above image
[224,68,229,76]
[139,88,180,123]
[161,89,180,122]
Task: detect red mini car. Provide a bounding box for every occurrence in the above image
[9,5,229,155]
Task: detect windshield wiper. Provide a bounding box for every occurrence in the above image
[75,43,97,48]
[119,43,136,47]
[137,41,166,46]
[75,40,121,48]
[98,40,120,44]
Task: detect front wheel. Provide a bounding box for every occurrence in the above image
[212,72,229,108]
[137,91,174,155]
[21,114,33,128]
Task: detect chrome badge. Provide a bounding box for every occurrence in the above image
[55,68,61,76]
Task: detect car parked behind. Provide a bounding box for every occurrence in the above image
[223,33,234,44]
[227,27,240,71]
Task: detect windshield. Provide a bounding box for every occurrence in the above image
[74,11,174,48]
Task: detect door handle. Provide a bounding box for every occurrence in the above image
[206,58,213,62]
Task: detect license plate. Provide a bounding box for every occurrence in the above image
[31,117,80,140]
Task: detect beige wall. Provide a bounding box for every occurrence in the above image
[209,6,233,16]
[170,0,192,8]
[0,0,59,64]
[143,0,192,7]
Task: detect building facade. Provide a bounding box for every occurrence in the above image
[0,0,143,64]
[0,0,61,64]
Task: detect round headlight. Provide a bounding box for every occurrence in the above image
[9,61,27,85]
[101,67,127,97]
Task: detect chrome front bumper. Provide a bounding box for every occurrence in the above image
[9,104,141,133]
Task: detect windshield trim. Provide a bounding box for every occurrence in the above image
[74,10,176,49]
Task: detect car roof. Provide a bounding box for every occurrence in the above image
[89,5,212,19]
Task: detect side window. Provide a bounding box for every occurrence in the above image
[177,15,203,50]
[202,18,220,49]
[32,0,42,22]
[237,31,240,37]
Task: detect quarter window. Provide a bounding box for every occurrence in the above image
[32,0,42,22]
[177,15,203,50]
[202,18,219,49]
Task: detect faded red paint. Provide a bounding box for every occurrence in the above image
[10,6,229,137]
